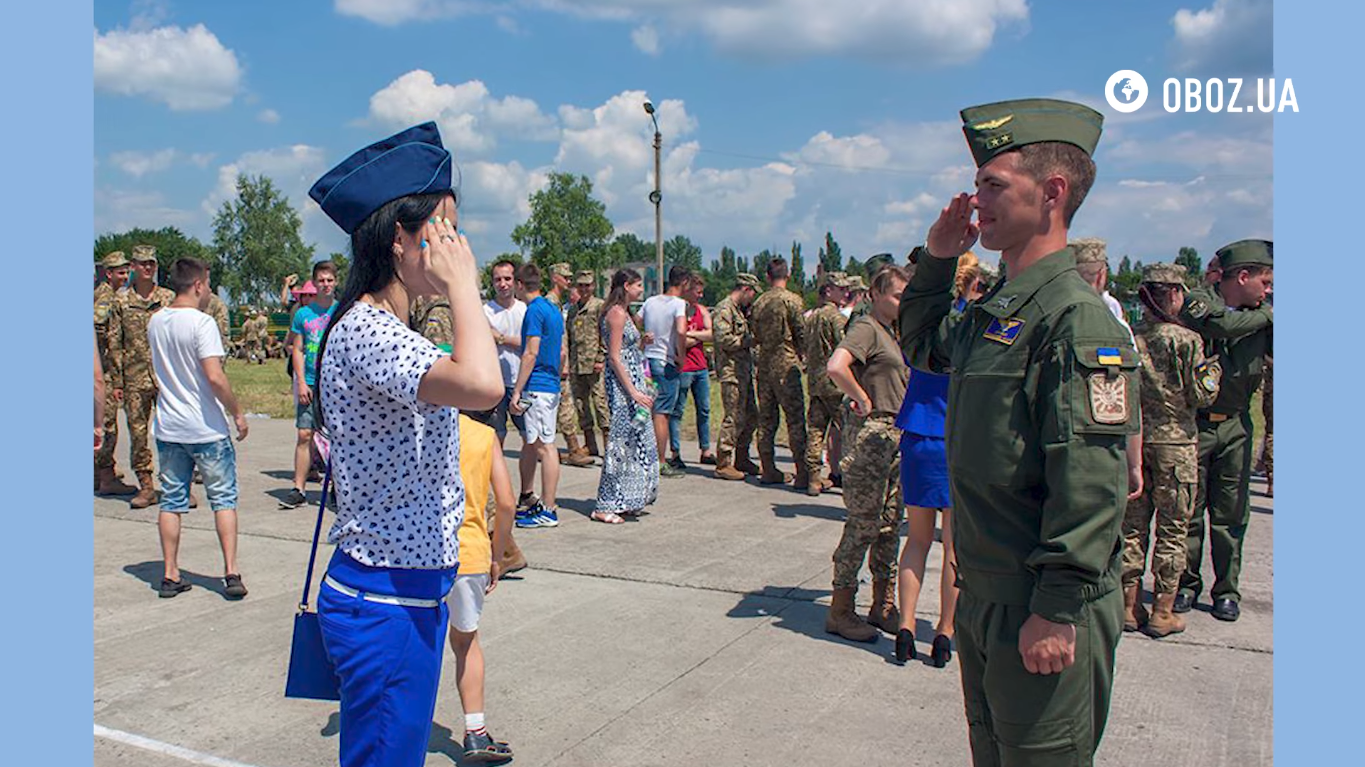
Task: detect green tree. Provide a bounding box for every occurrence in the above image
[1176,247,1201,285]
[790,241,806,294]
[846,255,865,277]
[664,234,703,273]
[94,227,216,290]
[326,251,350,292]
[818,231,843,273]
[510,172,614,280]
[609,232,653,267]
[211,174,314,305]
[1110,255,1142,305]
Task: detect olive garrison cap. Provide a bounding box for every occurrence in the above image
[131,244,158,262]
[960,98,1104,168]
[551,262,574,278]
[1071,237,1108,266]
[309,122,454,235]
[1215,239,1273,269]
[575,270,597,286]
[735,273,763,291]
[1141,263,1188,285]
[101,251,129,268]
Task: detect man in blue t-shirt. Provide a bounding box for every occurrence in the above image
[509,263,566,528]
[280,261,338,509]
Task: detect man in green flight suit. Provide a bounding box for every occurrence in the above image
[899,98,1140,766]
[1174,239,1273,622]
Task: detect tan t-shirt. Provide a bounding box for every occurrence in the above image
[839,315,909,417]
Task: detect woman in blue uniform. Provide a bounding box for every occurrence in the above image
[309,122,503,767]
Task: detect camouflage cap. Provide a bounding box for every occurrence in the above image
[100,251,129,268]
[1141,262,1188,286]
[131,244,157,262]
[575,269,597,286]
[550,262,574,278]
[818,271,851,290]
[735,273,762,291]
[960,98,1104,168]
[1215,239,1273,269]
[1071,237,1108,266]
[846,275,868,291]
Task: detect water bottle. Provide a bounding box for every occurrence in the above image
[633,366,654,425]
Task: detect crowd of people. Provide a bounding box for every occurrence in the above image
[93,100,1274,767]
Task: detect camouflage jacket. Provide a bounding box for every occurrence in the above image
[804,302,847,400]
[1134,319,1221,445]
[1179,285,1272,415]
[206,293,229,347]
[107,284,175,391]
[713,296,754,384]
[751,286,805,369]
[567,296,607,374]
[411,295,454,348]
[94,283,122,369]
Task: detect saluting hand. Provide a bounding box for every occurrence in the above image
[926,193,980,260]
[1018,613,1076,675]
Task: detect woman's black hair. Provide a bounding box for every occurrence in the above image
[313,190,454,425]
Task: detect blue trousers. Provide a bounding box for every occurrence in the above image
[319,551,456,767]
[670,369,712,454]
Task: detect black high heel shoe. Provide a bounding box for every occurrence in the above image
[931,635,953,668]
[894,629,916,663]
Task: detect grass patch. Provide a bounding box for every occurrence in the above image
[225,357,295,419]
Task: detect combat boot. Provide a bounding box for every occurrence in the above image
[714,464,746,481]
[792,465,811,491]
[130,472,158,509]
[563,435,594,467]
[867,579,901,634]
[499,534,528,576]
[584,429,601,458]
[1123,583,1149,632]
[734,453,761,476]
[1143,592,1186,638]
[825,587,879,643]
[758,457,789,485]
[97,466,138,496]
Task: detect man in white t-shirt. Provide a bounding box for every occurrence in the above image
[640,266,691,477]
[480,259,529,445]
[147,258,250,600]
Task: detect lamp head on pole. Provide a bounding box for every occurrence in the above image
[643,99,660,133]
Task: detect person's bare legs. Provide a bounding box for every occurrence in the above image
[292,428,313,491]
[538,440,560,508]
[937,508,958,638]
[652,412,669,462]
[448,629,485,716]
[215,509,239,576]
[518,437,537,500]
[896,506,937,632]
[159,512,183,581]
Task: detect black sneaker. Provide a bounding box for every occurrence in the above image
[224,574,248,599]
[159,577,192,599]
[462,731,513,763]
[667,455,687,470]
[279,488,308,509]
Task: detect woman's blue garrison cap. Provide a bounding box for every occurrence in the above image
[309,122,453,234]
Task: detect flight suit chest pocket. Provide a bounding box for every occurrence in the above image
[1068,343,1140,437]
[949,348,1030,486]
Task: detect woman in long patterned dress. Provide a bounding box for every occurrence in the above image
[593,269,659,523]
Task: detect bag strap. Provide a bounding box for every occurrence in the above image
[298,459,332,612]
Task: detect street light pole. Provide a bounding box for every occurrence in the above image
[645,100,662,293]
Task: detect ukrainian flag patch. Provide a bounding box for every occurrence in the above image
[983,317,1024,345]
[1097,347,1122,366]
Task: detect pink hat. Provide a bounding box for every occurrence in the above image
[293,280,318,296]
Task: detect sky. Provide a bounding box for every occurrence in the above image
[93,0,1274,271]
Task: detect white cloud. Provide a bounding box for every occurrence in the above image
[1171,0,1273,75]
[631,24,660,55]
[366,70,558,156]
[334,0,479,26]
[94,187,200,236]
[93,24,242,110]
[496,15,523,34]
[1076,175,1272,261]
[1106,129,1273,178]
[258,108,281,124]
[108,149,178,178]
[202,145,329,218]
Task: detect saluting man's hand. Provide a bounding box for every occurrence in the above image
[1018,613,1076,675]
[926,193,980,260]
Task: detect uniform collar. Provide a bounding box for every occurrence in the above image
[977,246,1077,318]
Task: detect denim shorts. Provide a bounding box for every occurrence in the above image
[156,438,239,512]
[296,398,319,430]
[474,387,527,440]
[647,359,681,415]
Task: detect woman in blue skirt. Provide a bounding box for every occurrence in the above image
[310,122,503,767]
[893,251,985,667]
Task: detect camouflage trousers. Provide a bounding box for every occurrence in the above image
[716,372,757,467]
[94,373,121,470]
[805,394,843,481]
[98,386,156,475]
[756,362,807,469]
[1122,443,1198,594]
[832,416,904,589]
[570,372,609,436]
[557,377,579,438]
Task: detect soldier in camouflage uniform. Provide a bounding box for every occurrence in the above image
[567,270,609,457]
[750,257,809,487]
[544,263,592,467]
[95,251,138,495]
[106,245,176,508]
[842,274,868,325]
[803,271,850,495]
[206,292,230,352]
[1123,263,1221,638]
[712,274,762,480]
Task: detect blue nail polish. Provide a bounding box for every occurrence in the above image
[421,239,428,248]
[457,229,465,237]
[429,218,437,225]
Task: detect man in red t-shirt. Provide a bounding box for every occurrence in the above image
[669,274,716,468]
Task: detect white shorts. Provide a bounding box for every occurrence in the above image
[446,573,489,633]
[521,390,560,444]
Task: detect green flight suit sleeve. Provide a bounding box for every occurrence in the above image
[1180,288,1272,339]
[897,254,958,374]
[1027,302,1140,624]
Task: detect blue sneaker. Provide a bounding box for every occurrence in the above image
[534,506,560,527]
[515,508,543,528]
